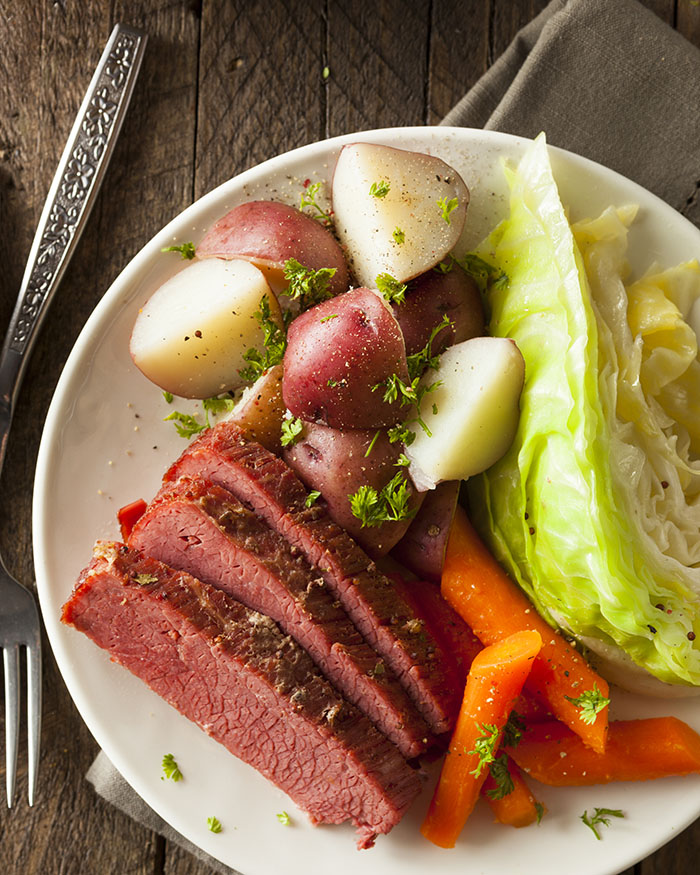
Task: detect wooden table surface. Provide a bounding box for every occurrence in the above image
[1,1,699,872]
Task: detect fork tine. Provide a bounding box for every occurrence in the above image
[26,634,42,806]
[3,642,20,807]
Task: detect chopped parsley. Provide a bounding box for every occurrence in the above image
[369,180,390,198]
[580,807,624,840]
[239,294,287,382]
[375,272,407,305]
[299,181,332,224]
[276,811,291,825]
[564,684,610,725]
[406,314,451,380]
[163,410,206,439]
[322,65,330,80]
[374,372,442,439]
[162,390,174,404]
[349,472,415,528]
[432,257,454,274]
[364,430,381,458]
[502,710,526,748]
[485,753,514,800]
[535,802,545,824]
[207,816,223,833]
[305,490,321,507]
[395,453,411,467]
[437,195,458,225]
[280,416,304,447]
[392,226,405,245]
[459,252,509,291]
[320,313,339,323]
[164,394,236,438]
[161,753,183,782]
[161,241,196,259]
[281,258,337,310]
[468,723,500,778]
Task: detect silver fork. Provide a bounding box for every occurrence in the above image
[0,23,147,807]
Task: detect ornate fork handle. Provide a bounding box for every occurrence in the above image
[0,23,147,472]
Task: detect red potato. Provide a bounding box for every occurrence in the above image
[196,200,350,297]
[394,265,485,356]
[283,287,410,429]
[283,421,424,557]
[391,480,460,581]
[227,364,285,452]
[332,143,469,288]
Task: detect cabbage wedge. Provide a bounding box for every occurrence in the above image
[469,133,700,690]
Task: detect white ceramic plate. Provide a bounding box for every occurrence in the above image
[34,127,700,875]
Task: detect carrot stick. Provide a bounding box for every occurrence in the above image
[421,629,542,848]
[481,754,544,828]
[441,505,610,753]
[506,717,700,785]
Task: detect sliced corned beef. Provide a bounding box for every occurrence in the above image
[164,421,460,734]
[128,475,431,758]
[61,542,422,849]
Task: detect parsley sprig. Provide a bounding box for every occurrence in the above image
[280,416,304,447]
[437,195,459,225]
[459,252,509,291]
[468,723,500,778]
[564,684,610,725]
[207,816,223,833]
[485,753,515,800]
[164,395,236,439]
[349,472,415,528]
[161,753,183,782]
[299,182,333,225]
[161,241,196,259]
[281,258,337,311]
[580,807,624,840]
[375,272,407,305]
[239,294,287,382]
[369,180,391,198]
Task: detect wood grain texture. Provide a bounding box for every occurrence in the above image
[0,1,698,873]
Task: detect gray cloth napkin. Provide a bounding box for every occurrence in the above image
[441,0,700,227]
[87,0,700,871]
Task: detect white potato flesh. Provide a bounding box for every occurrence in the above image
[130,258,281,399]
[406,336,525,491]
[331,143,469,288]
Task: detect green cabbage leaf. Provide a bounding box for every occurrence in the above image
[469,133,700,687]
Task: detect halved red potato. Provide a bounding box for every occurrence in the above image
[282,421,424,557]
[394,265,485,356]
[283,287,409,429]
[130,258,282,399]
[196,200,350,297]
[226,364,285,452]
[406,336,525,491]
[391,480,460,581]
[332,143,469,288]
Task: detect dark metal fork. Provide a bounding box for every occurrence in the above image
[0,22,147,807]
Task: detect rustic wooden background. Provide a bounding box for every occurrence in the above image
[0,1,699,872]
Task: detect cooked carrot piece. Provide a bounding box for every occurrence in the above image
[481,754,544,828]
[441,506,610,753]
[117,498,148,540]
[506,716,700,785]
[421,629,542,848]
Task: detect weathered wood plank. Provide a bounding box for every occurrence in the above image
[326,0,431,136]
[194,0,326,201]
[428,0,491,124]
[0,1,200,873]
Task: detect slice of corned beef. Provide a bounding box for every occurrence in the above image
[164,421,460,734]
[61,542,422,849]
[128,475,432,759]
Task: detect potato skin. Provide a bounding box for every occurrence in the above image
[393,265,484,356]
[196,200,350,297]
[227,364,285,452]
[283,421,423,557]
[391,480,459,581]
[282,287,409,429]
